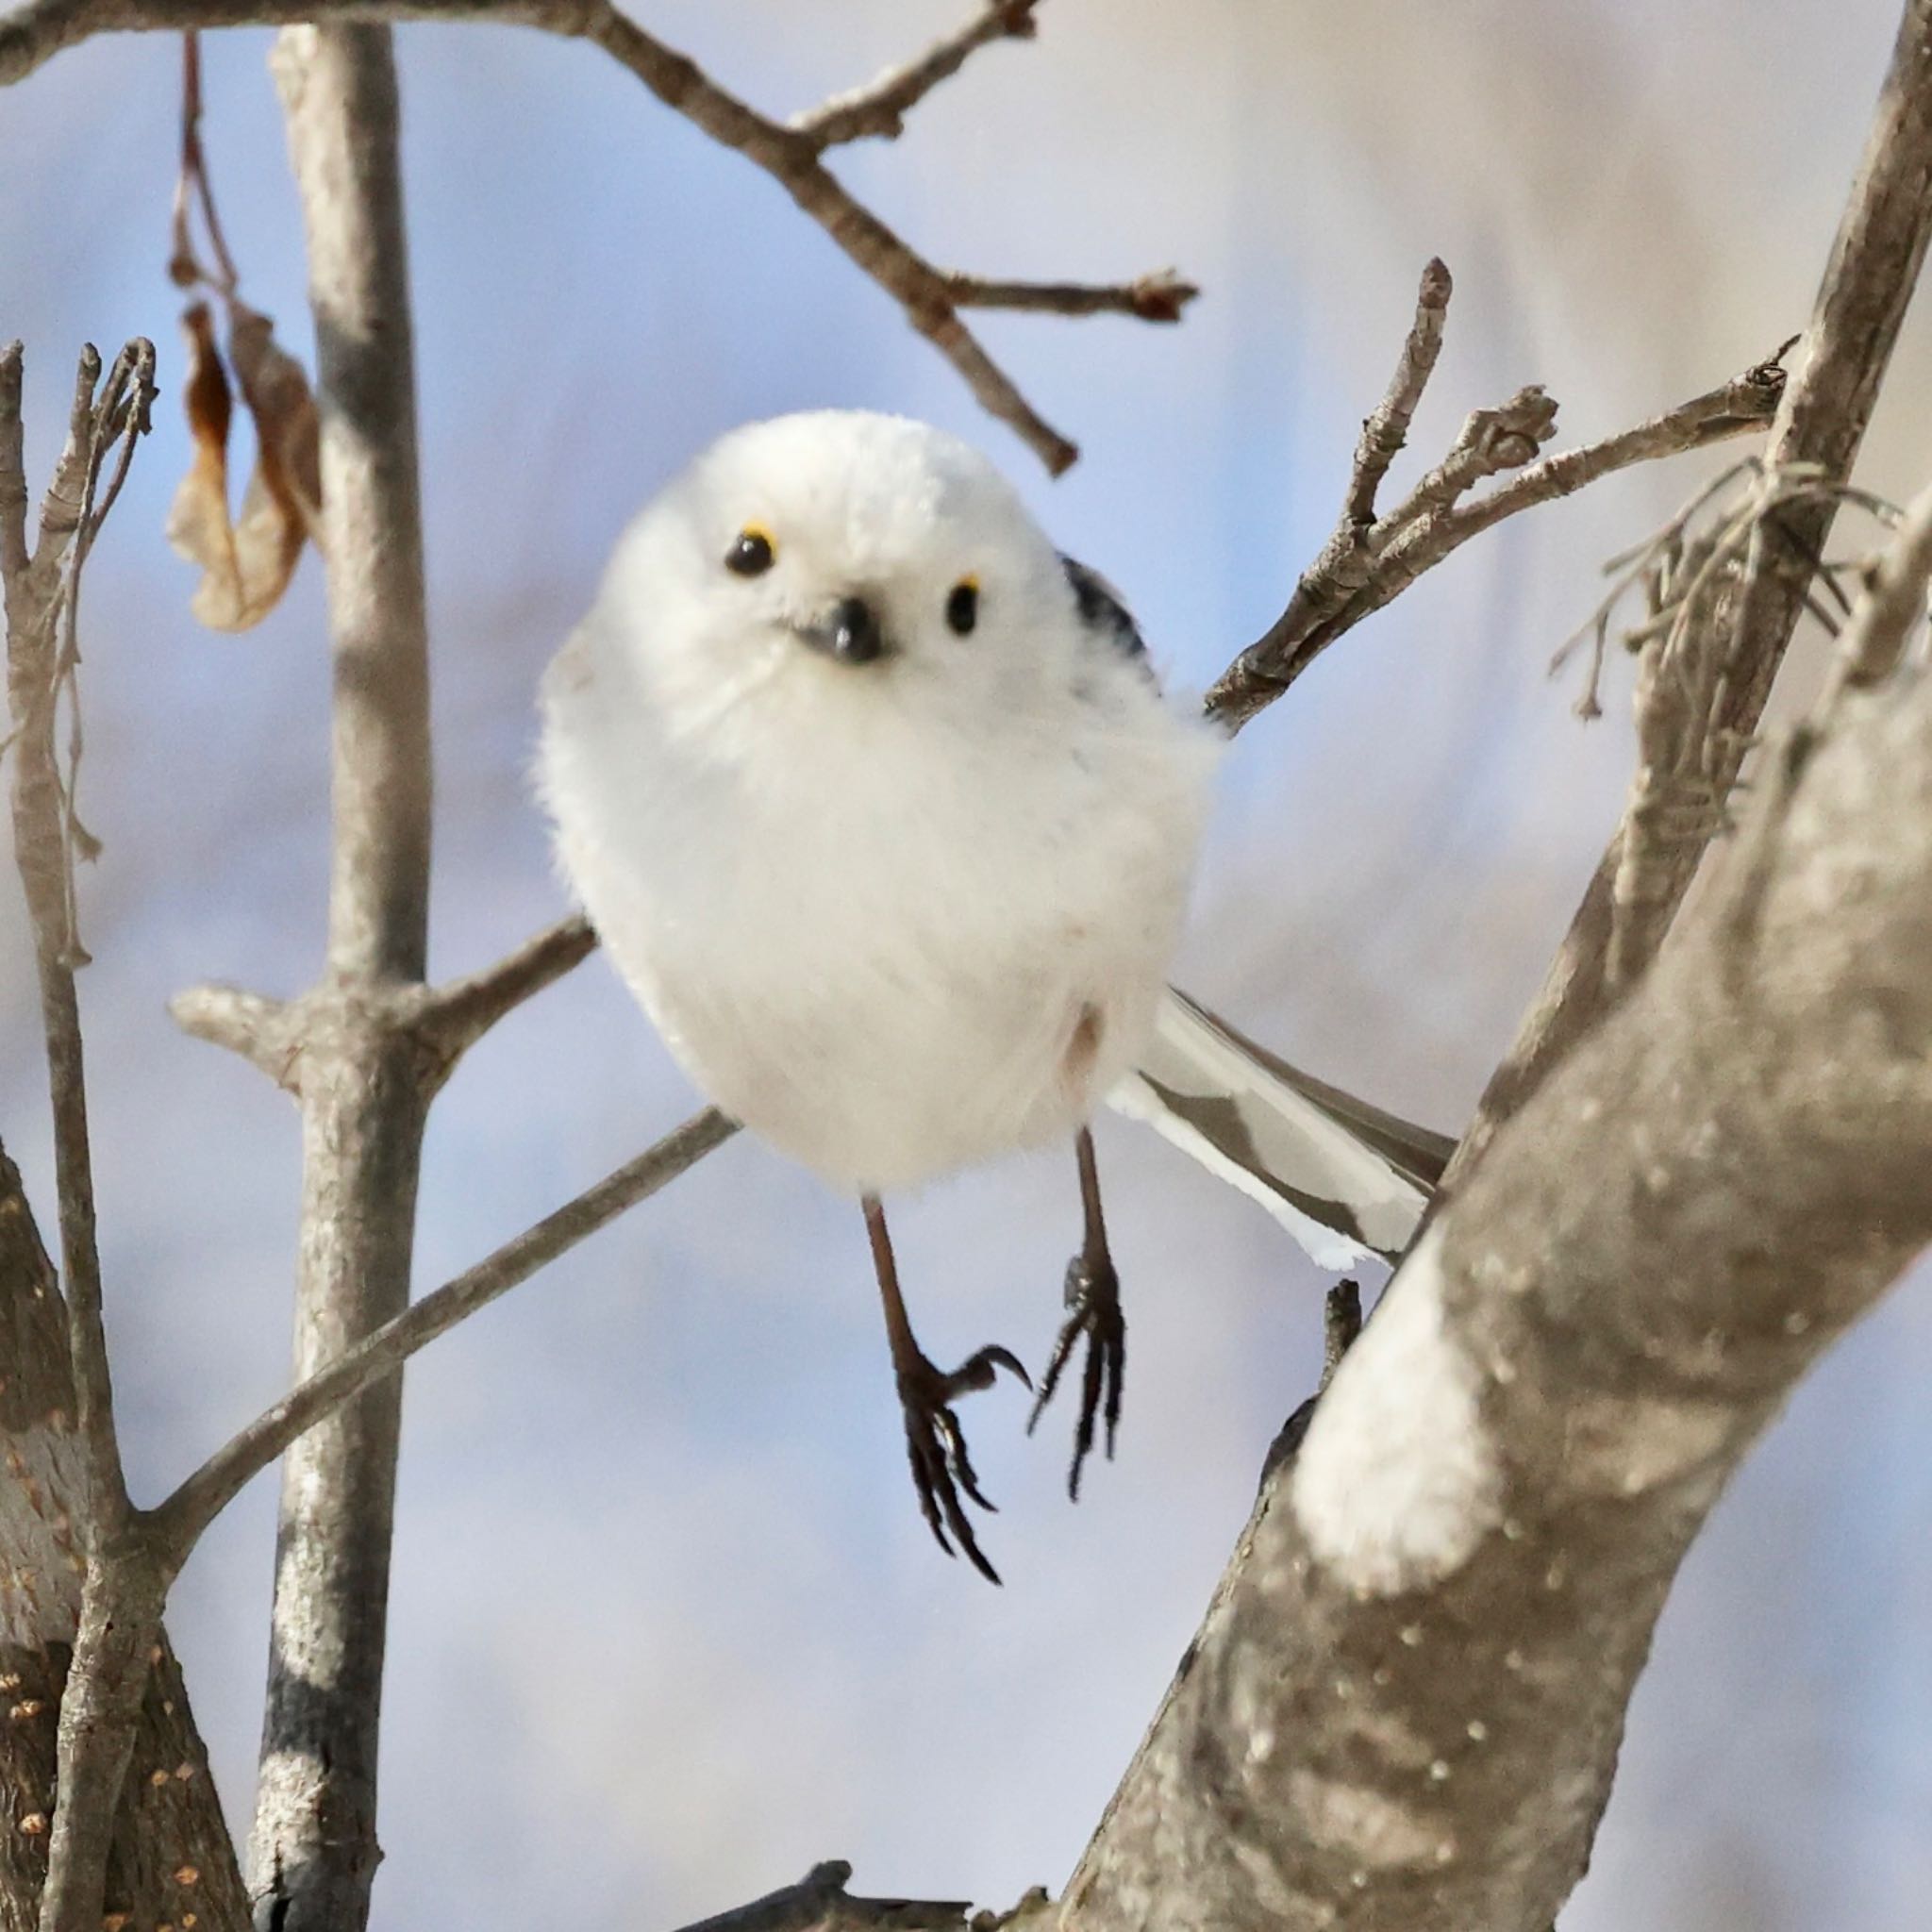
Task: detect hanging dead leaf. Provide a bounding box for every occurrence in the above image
[164,298,322,631]
[164,302,242,622]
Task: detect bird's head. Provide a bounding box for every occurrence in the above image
[588,410,1076,753]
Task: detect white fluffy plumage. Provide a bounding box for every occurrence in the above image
[537,410,1221,1194]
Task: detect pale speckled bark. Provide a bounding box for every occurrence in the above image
[1064,652,1932,1927]
[247,27,430,1932]
[0,1145,249,1932]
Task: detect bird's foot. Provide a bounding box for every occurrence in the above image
[896,1342,1030,1585]
[1027,1251,1124,1502]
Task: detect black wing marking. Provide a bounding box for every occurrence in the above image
[1060,553,1148,663]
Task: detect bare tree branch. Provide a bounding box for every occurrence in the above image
[669,1857,971,1932]
[1442,0,1932,1187]
[149,1108,736,1565]
[0,0,1195,475]
[2,339,181,1932]
[1204,267,1787,731]
[1066,508,1932,1930]
[791,0,1038,148]
[247,27,429,1931]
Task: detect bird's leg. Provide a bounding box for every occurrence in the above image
[1027,1125,1124,1501]
[862,1193,1029,1585]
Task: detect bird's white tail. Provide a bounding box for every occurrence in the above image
[1108,989,1455,1270]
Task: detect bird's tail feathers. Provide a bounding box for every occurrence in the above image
[1108,989,1455,1270]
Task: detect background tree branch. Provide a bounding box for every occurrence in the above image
[1441,0,1932,1187]
[242,27,430,1932]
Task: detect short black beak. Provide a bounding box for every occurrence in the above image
[807,595,888,665]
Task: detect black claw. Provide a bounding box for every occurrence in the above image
[1028,1254,1125,1501]
[894,1343,1024,1585]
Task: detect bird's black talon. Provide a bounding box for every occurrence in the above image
[893,1344,1021,1585]
[1030,1251,1125,1502]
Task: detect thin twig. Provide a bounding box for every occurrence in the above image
[791,0,1039,148]
[170,30,241,292]
[149,1108,738,1566]
[1344,258,1454,527]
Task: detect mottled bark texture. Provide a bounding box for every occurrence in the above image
[0,1146,248,1932]
[248,27,430,1932]
[1065,653,1932,1926]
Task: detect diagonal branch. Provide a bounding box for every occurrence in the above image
[0,0,1196,474]
[413,910,596,1063]
[148,1108,736,1568]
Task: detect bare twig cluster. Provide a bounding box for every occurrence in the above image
[1549,458,1905,987]
[1204,258,1790,732]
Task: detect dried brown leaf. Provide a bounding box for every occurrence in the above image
[165,299,321,631]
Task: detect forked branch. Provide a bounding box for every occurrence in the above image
[1204,259,1788,731]
[0,0,1194,473]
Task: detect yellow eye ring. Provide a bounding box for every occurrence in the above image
[725,525,776,576]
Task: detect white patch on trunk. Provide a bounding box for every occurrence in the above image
[1292,1225,1501,1595]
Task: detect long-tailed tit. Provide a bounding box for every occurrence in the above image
[538,411,1449,1581]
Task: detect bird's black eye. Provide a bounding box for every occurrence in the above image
[945,577,979,636]
[725,525,776,576]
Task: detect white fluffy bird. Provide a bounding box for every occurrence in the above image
[538,410,1449,1579]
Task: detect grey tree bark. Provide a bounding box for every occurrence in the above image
[245,27,430,1932]
[1062,571,1932,1924]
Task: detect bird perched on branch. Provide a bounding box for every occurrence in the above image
[538,411,1449,1581]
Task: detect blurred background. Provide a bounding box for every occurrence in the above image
[4,2,1931,1925]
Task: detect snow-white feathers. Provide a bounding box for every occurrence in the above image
[537,409,1445,1260]
[538,411,1218,1193]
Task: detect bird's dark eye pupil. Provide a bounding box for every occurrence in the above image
[725,529,774,576]
[945,581,978,635]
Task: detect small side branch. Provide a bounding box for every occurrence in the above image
[414,910,596,1064]
[791,0,1039,148]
